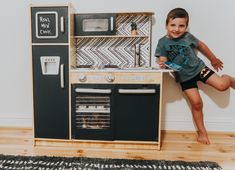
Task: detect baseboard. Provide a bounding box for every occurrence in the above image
[0,112,234,132]
[0,112,32,127]
[162,120,235,132]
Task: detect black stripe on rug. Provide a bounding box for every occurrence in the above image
[0,154,222,170]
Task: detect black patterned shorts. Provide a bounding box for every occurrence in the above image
[180,66,215,91]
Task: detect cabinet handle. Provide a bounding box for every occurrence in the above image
[75,88,111,94]
[60,64,64,88]
[118,89,156,94]
[60,16,65,33]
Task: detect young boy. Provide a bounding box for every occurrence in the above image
[155,8,235,144]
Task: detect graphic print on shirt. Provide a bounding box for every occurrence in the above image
[167,45,190,65]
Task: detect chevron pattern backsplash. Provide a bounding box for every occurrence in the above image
[75,14,151,68]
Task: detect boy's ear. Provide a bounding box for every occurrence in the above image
[187,26,190,32]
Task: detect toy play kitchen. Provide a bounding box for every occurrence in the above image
[30,3,169,151]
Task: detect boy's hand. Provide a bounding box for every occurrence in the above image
[159,61,166,69]
[158,56,168,69]
[211,57,223,71]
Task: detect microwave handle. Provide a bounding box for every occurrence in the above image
[110,17,114,31]
[60,16,65,33]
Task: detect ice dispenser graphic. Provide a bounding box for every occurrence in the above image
[40,56,60,75]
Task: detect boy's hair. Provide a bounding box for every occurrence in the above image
[166,8,189,26]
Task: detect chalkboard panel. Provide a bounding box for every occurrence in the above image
[36,11,58,39]
[31,6,68,43]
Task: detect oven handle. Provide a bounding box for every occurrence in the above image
[75,88,112,94]
[118,89,156,94]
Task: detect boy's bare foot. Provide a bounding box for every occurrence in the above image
[197,131,210,145]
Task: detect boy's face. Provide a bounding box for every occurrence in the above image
[166,17,188,39]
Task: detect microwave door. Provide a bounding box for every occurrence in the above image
[82,18,109,32]
[75,13,116,36]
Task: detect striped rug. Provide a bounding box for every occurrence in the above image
[0,154,222,170]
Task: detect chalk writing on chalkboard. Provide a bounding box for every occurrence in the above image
[35,11,58,39]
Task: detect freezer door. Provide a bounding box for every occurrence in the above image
[32,45,69,139]
[31,6,68,43]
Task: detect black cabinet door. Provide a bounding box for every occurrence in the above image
[31,6,69,43]
[114,84,160,141]
[32,45,69,139]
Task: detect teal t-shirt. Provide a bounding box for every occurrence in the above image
[155,32,205,82]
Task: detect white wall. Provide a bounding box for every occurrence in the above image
[0,0,234,131]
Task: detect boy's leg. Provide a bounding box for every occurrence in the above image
[205,73,235,90]
[183,88,210,144]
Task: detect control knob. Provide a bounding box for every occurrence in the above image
[78,74,87,82]
[105,74,115,82]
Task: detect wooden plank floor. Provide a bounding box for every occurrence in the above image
[0,127,234,169]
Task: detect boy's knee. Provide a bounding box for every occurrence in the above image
[219,75,232,90]
[192,101,203,110]
[217,81,230,91]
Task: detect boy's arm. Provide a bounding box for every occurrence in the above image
[197,40,223,71]
[158,56,168,69]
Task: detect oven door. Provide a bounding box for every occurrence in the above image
[114,84,160,141]
[71,84,115,140]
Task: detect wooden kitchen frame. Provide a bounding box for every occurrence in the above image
[30,3,166,152]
